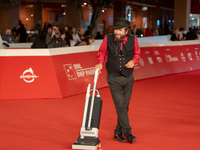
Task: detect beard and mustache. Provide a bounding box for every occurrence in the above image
[114,32,126,41]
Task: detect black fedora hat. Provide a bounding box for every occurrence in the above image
[113,17,130,29]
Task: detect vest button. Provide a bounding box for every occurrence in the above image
[123,58,125,60]
[119,55,121,57]
[119,58,121,60]
[120,65,122,67]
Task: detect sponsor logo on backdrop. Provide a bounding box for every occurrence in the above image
[148,57,154,64]
[195,51,200,60]
[20,68,39,83]
[63,64,77,80]
[181,53,186,62]
[154,51,160,55]
[188,53,193,61]
[63,63,101,80]
[134,63,140,69]
[156,57,163,63]
[165,55,179,62]
[195,51,198,56]
[139,58,145,66]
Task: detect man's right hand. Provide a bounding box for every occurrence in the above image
[51,30,56,38]
[95,63,102,71]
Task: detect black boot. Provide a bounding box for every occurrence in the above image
[114,133,127,142]
[122,133,137,144]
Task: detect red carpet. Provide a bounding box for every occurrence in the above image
[0,70,200,150]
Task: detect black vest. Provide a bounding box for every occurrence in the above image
[106,34,135,77]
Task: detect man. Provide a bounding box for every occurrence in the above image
[78,28,85,41]
[46,22,66,48]
[2,29,18,43]
[185,27,198,40]
[95,18,141,144]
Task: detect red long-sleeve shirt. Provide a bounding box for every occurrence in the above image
[96,35,141,64]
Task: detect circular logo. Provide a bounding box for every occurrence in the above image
[20,68,39,83]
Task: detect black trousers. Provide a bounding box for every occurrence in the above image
[107,73,134,135]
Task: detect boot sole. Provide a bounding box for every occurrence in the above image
[114,137,127,142]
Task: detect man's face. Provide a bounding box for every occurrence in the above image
[80,28,85,35]
[114,28,127,41]
[6,30,12,36]
[53,26,59,32]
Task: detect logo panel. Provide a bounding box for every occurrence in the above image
[63,64,77,80]
[63,63,99,80]
[20,68,39,83]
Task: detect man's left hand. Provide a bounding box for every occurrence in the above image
[125,60,134,68]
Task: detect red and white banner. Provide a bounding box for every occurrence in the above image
[0,46,108,100]
[0,41,200,100]
[133,44,200,80]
